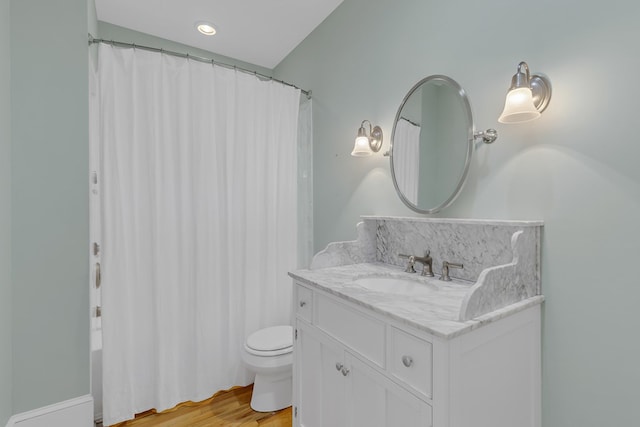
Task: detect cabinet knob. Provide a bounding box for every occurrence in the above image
[335,362,343,371]
[402,355,413,367]
[299,301,307,307]
[341,367,350,376]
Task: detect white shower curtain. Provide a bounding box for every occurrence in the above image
[394,118,421,204]
[97,44,302,426]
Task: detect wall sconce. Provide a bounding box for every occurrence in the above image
[351,120,383,156]
[498,61,552,124]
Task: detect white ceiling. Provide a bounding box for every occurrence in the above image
[95,0,344,70]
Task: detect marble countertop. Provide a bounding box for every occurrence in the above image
[289,262,544,339]
[361,215,544,226]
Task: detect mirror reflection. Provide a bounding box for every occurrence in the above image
[390,75,473,213]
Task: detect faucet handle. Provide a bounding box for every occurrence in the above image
[440,261,463,281]
[399,254,417,273]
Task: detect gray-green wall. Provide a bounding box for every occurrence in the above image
[275,0,640,425]
[11,0,89,413]
[0,0,12,424]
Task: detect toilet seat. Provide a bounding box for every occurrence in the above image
[242,325,293,412]
[245,325,293,356]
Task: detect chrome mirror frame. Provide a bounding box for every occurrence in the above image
[390,75,475,214]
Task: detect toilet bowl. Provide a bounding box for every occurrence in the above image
[241,325,293,412]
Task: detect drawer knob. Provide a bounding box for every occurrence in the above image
[299,301,307,307]
[402,355,413,367]
[336,362,344,371]
[341,367,350,377]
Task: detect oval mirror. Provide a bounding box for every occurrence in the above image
[390,75,474,214]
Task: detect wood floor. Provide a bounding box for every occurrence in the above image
[104,385,292,427]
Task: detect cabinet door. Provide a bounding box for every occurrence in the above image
[346,353,433,427]
[295,322,346,427]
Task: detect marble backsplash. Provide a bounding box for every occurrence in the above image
[311,216,542,290]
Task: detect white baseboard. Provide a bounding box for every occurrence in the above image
[6,395,93,427]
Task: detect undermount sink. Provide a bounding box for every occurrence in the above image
[352,276,438,297]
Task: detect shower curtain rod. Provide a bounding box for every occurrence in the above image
[400,116,420,127]
[88,35,312,99]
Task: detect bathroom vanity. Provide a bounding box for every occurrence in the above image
[289,217,543,427]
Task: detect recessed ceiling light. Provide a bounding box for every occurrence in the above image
[196,21,216,36]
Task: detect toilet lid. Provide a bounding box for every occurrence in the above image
[246,325,293,352]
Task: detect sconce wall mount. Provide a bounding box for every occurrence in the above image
[499,61,552,124]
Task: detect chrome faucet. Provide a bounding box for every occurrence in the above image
[440,261,463,281]
[414,251,434,277]
[399,251,434,276]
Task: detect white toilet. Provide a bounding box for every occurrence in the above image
[241,325,293,412]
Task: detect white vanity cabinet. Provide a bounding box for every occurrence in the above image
[292,282,541,427]
[296,321,431,427]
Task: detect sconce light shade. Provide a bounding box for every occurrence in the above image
[351,120,383,156]
[498,87,540,123]
[498,61,551,124]
[352,135,373,156]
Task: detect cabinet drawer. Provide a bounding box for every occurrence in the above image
[388,327,433,399]
[315,294,385,368]
[295,285,313,323]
